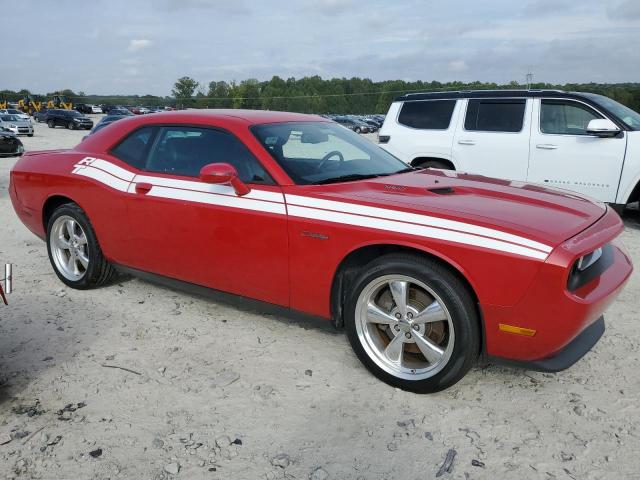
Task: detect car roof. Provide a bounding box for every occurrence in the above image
[106,109,327,126]
[395,89,594,102]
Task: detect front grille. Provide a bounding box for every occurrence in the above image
[18,127,30,133]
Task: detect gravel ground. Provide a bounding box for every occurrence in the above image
[0,117,639,479]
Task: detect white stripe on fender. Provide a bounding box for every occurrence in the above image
[285,194,552,254]
[74,164,131,192]
[288,205,548,260]
[89,158,136,182]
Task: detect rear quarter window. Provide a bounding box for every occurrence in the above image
[464,99,526,133]
[397,100,456,129]
[110,126,157,169]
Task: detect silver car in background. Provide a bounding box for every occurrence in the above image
[0,114,34,136]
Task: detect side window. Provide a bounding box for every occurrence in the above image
[145,126,273,184]
[398,100,456,129]
[540,100,603,135]
[464,99,526,132]
[110,126,156,169]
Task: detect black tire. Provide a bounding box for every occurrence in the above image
[46,203,116,289]
[27,134,33,137]
[355,127,362,134]
[414,159,453,170]
[67,121,75,130]
[344,253,480,393]
[47,120,55,128]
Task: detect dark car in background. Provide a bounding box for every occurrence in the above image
[107,107,134,116]
[333,116,371,134]
[75,103,93,114]
[34,108,49,123]
[84,114,130,138]
[45,109,94,130]
[0,129,24,157]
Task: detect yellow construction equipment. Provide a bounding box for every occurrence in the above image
[18,96,42,115]
[47,94,73,110]
[0,99,7,109]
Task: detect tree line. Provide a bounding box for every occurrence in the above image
[3,77,640,114]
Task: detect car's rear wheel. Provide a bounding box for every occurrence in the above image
[46,203,116,289]
[47,120,55,128]
[345,254,479,393]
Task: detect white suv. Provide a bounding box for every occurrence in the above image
[378,90,640,210]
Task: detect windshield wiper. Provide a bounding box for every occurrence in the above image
[312,173,382,185]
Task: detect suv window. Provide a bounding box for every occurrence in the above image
[145,126,273,184]
[110,126,157,169]
[464,99,526,132]
[398,100,456,129]
[540,99,603,135]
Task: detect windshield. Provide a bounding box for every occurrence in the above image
[581,93,640,130]
[252,122,409,185]
[1,115,18,121]
[68,111,82,117]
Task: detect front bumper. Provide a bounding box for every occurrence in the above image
[482,207,632,364]
[489,316,605,372]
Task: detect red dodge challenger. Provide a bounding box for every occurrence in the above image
[9,110,633,392]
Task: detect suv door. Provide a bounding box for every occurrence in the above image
[120,125,290,306]
[527,98,626,202]
[452,98,531,180]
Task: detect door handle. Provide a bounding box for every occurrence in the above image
[458,140,476,145]
[135,182,153,194]
[536,144,558,150]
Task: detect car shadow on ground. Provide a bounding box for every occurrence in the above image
[115,270,340,336]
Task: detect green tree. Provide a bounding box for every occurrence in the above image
[172,76,199,102]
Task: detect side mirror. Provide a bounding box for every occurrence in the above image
[199,163,251,196]
[587,119,621,138]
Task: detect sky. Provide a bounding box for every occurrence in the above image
[3,0,640,96]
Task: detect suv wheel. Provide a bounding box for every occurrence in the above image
[344,254,479,393]
[67,121,75,130]
[47,120,55,128]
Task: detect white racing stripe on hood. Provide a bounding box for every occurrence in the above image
[285,194,552,254]
[288,205,549,260]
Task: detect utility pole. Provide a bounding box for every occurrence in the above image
[526,70,534,90]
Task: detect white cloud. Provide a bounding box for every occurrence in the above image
[128,39,153,52]
[448,60,468,72]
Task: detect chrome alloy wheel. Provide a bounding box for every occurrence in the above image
[50,215,89,281]
[355,274,455,380]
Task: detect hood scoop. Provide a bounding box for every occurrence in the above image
[428,186,456,195]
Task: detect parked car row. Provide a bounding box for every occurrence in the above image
[323,114,386,134]
[75,103,103,114]
[101,104,174,115]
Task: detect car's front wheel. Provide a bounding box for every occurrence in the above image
[345,254,479,393]
[67,121,75,130]
[46,203,116,289]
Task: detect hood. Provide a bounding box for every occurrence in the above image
[306,169,606,247]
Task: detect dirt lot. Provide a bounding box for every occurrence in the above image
[0,117,639,480]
